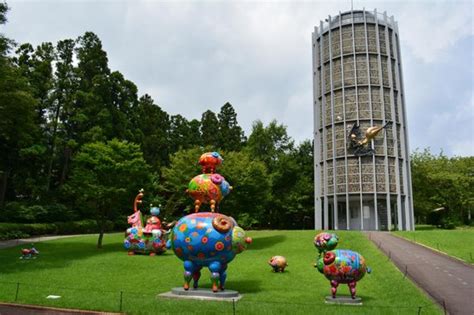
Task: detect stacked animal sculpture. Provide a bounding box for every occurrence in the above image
[314,232,371,299]
[186,152,232,213]
[168,152,252,292]
[124,190,170,255]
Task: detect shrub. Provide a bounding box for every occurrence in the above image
[0,220,117,240]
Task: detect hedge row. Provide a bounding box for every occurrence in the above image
[0,220,116,240]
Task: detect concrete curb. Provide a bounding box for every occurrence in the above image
[0,302,122,315]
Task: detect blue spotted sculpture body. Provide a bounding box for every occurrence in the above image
[168,212,252,292]
[314,232,371,299]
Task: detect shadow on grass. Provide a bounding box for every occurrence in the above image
[225,279,262,293]
[249,235,286,250]
[414,225,438,231]
[0,236,132,275]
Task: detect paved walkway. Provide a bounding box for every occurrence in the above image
[0,234,97,250]
[367,232,474,315]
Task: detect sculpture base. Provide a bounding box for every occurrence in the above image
[325,296,362,305]
[159,288,242,302]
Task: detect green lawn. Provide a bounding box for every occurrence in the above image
[394,228,474,264]
[0,231,440,314]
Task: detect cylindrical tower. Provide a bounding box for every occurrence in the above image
[312,9,414,231]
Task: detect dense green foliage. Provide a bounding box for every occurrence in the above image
[411,149,473,228]
[394,228,474,263]
[0,232,440,314]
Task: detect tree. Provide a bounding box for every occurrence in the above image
[66,139,150,248]
[159,147,203,218]
[134,94,171,170]
[411,149,474,227]
[219,151,271,228]
[0,3,38,206]
[245,120,294,171]
[201,110,219,148]
[217,102,245,151]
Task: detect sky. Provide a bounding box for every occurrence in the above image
[3,0,473,156]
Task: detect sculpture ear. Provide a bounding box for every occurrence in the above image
[212,214,232,233]
[323,251,336,265]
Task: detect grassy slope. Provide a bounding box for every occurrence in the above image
[0,231,440,314]
[393,228,474,264]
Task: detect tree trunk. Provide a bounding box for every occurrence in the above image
[45,101,62,191]
[97,219,104,249]
[0,168,11,208]
[60,146,71,186]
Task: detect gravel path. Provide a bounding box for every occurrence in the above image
[367,232,474,315]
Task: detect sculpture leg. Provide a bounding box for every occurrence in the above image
[348,281,357,299]
[209,261,222,292]
[219,264,228,290]
[192,267,202,289]
[194,200,201,213]
[183,260,196,290]
[330,280,339,298]
[210,200,216,212]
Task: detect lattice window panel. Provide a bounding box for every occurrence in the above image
[375,156,386,192]
[343,56,355,86]
[322,34,330,62]
[344,88,357,120]
[356,55,368,85]
[391,59,397,90]
[327,160,334,191]
[358,87,371,119]
[388,158,396,193]
[394,93,400,123]
[383,88,392,120]
[334,90,344,121]
[371,87,383,119]
[367,24,377,53]
[399,163,404,194]
[323,64,331,92]
[369,55,380,85]
[332,58,342,89]
[389,30,394,57]
[397,125,402,158]
[325,97,331,126]
[354,24,366,53]
[320,133,324,160]
[326,128,333,157]
[374,137,385,155]
[336,159,346,193]
[381,57,389,86]
[331,29,341,57]
[320,168,325,195]
[378,25,387,55]
[335,124,345,157]
[341,25,353,54]
[386,124,395,156]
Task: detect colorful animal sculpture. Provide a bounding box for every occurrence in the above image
[316,249,370,299]
[167,212,252,292]
[314,232,339,254]
[187,173,232,212]
[314,232,371,299]
[268,256,288,272]
[124,191,168,255]
[20,245,39,259]
[199,152,223,174]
